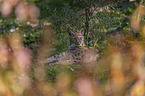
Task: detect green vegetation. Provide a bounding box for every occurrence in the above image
[0,0,145,96]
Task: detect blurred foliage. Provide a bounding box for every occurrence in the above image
[0,0,145,96]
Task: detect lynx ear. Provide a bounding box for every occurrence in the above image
[80,28,84,35]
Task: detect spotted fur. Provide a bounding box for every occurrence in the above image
[45,29,99,65]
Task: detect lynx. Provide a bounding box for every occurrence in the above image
[44,29,99,65]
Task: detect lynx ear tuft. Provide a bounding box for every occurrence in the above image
[80,28,84,35]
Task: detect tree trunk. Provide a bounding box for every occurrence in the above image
[85,0,91,46]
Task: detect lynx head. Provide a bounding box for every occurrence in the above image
[68,28,84,47]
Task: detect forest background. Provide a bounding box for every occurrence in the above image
[0,0,145,96]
